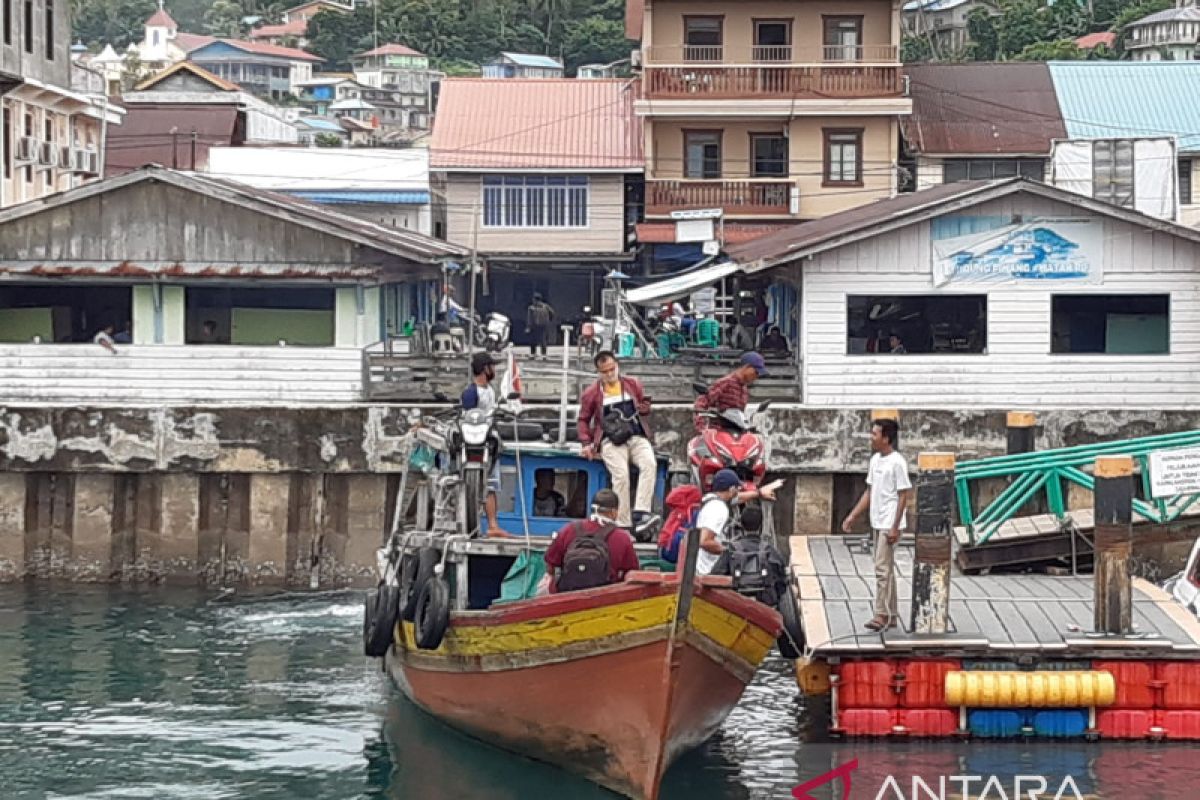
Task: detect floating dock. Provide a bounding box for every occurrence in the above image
[790,534,1200,740]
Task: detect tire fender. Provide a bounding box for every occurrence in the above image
[414,576,451,650]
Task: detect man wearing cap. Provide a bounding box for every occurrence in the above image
[694,351,769,433]
[544,489,640,593]
[694,468,779,576]
[461,351,511,537]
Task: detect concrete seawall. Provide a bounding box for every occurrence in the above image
[2,405,1198,585]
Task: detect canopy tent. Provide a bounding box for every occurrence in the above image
[624,261,741,307]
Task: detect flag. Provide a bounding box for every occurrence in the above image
[501,348,522,414]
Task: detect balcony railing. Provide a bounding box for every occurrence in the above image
[643,44,903,100]
[646,179,793,216]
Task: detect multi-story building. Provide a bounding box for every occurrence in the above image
[1125,0,1200,61]
[349,44,438,124]
[481,52,565,79]
[249,0,354,47]
[189,39,322,100]
[1,0,122,208]
[901,0,994,58]
[627,0,911,250]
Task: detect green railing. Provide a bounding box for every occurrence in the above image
[956,429,1200,546]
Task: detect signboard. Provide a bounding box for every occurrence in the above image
[675,218,714,243]
[1149,446,1200,499]
[931,219,1103,288]
[670,208,723,220]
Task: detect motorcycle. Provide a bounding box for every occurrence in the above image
[687,381,773,493]
[446,311,512,354]
[578,305,606,357]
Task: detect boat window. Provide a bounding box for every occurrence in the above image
[533,468,589,517]
[497,466,519,513]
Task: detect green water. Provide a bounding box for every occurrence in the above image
[0,585,1192,799]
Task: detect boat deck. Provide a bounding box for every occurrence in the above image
[790,534,1200,660]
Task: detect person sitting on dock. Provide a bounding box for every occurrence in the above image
[840,417,911,632]
[694,352,768,432]
[544,489,640,593]
[461,351,511,538]
[578,351,658,536]
[533,470,566,517]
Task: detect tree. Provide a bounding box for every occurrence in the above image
[1014,38,1087,60]
[966,6,999,60]
[204,0,249,38]
[72,0,158,48]
[560,16,630,72]
[1112,0,1173,55]
[315,133,345,148]
[901,35,933,63]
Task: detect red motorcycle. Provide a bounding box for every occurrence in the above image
[687,382,772,492]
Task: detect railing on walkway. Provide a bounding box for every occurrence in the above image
[645,179,792,216]
[644,64,903,99]
[956,429,1200,546]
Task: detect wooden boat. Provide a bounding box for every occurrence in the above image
[384,535,782,800]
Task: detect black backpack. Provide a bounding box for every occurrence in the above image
[557,522,616,592]
[728,535,786,607]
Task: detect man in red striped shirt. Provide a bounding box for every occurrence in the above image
[694,352,769,432]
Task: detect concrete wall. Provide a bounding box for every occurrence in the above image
[2,403,1200,582]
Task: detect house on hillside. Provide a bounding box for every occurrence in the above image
[189,39,323,99]
[430,79,642,344]
[724,178,1200,409]
[350,45,439,128]
[901,0,995,58]
[249,1,354,47]
[482,53,564,79]
[1125,0,1200,61]
[0,166,463,403]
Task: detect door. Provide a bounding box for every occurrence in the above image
[754,19,792,62]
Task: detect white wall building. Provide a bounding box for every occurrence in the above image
[1126,1,1200,61]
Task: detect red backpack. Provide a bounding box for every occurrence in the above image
[657,484,703,563]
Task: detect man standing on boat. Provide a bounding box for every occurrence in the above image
[578,351,658,537]
[544,489,640,592]
[461,351,511,538]
[840,417,911,631]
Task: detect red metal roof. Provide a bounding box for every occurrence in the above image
[636,222,793,245]
[355,43,425,58]
[175,32,217,52]
[1075,31,1116,49]
[214,38,324,62]
[250,19,308,39]
[135,61,241,92]
[902,63,1067,156]
[431,79,643,170]
[145,9,177,29]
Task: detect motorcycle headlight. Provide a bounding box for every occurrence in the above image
[460,422,490,445]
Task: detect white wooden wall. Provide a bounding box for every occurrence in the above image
[798,193,1200,408]
[0,345,364,404]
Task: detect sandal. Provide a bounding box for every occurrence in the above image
[863,616,888,631]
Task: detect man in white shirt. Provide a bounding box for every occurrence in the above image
[841,418,912,631]
[93,324,118,355]
[694,469,779,576]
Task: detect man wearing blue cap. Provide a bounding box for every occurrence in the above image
[694,468,778,576]
[694,351,769,433]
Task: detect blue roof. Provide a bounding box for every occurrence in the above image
[902,0,972,11]
[498,52,563,69]
[298,118,343,132]
[291,190,431,205]
[1048,61,1200,152]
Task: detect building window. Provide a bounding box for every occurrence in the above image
[22,0,31,53]
[750,134,788,177]
[1180,159,1193,205]
[44,0,52,59]
[684,130,721,178]
[1093,139,1135,209]
[3,0,11,46]
[823,16,862,61]
[1,107,9,179]
[1051,295,1169,354]
[481,176,588,228]
[823,129,862,185]
[943,158,1046,183]
[753,19,791,61]
[683,16,722,61]
[847,295,988,355]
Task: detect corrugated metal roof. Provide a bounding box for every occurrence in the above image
[1130,6,1200,25]
[498,52,563,69]
[430,79,642,170]
[249,19,308,39]
[297,117,344,131]
[135,61,241,92]
[355,44,425,58]
[1048,61,1200,152]
[903,63,1066,156]
[1075,31,1115,49]
[902,0,972,11]
[106,105,241,174]
[636,222,793,245]
[292,190,430,204]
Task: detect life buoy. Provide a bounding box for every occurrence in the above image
[776,582,805,660]
[363,583,401,658]
[400,547,439,622]
[414,575,451,650]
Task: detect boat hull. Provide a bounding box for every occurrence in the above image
[385,573,781,800]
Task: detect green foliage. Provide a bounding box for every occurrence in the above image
[72,0,158,48]
[1111,0,1173,54]
[901,35,933,63]
[1014,38,1086,61]
[966,6,999,60]
[314,133,345,148]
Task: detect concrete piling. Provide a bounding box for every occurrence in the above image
[911,452,955,635]
[1094,455,1134,635]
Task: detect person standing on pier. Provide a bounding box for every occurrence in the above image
[840,418,911,631]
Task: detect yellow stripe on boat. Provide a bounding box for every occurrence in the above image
[689,596,777,665]
[944,671,1116,708]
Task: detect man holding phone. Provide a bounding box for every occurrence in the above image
[577,350,658,536]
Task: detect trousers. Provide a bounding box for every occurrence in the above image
[873,528,899,622]
[600,435,657,527]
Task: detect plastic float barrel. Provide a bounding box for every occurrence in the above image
[944,670,1116,708]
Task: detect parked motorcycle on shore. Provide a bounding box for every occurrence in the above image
[446,311,512,354]
[687,382,772,493]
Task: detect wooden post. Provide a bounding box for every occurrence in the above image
[1006,411,1041,514]
[911,452,955,634]
[1094,455,1134,635]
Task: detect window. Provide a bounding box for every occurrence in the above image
[823,16,862,61]
[1093,139,1135,209]
[1051,295,1168,354]
[847,295,988,355]
[684,16,722,61]
[530,468,590,518]
[1180,159,1193,205]
[823,129,862,185]
[751,134,788,177]
[23,0,31,53]
[4,0,11,46]
[754,19,791,61]
[44,0,52,59]
[2,108,9,179]
[684,130,721,178]
[152,30,159,46]
[482,176,588,228]
[943,159,1046,183]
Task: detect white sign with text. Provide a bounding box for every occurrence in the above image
[1149,446,1200,499]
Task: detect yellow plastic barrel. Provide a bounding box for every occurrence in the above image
[944,671,1116,708]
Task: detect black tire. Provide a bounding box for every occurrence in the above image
[414,576,451,650]
[363,584,400,658]
[464,467,484,536]
[400,547,439,622]
[776,583,805,660]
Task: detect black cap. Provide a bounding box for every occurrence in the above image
[471,351,496,374]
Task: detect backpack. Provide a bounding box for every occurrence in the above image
[557,522,615,592]
[658,485,703,563]
[727,535,787,607]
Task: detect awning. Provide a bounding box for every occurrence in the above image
[624,260,741,307]
[291,190,431,205]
